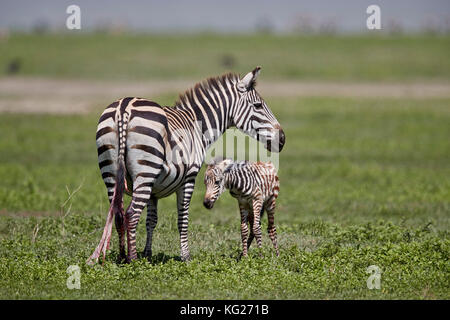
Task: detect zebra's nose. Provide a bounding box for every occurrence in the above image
[279,129,285,152]
[203,199,214,209]
[273,124,285,152]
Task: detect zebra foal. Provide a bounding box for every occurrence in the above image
[203,159,280,257]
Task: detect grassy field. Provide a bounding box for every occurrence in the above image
[0,33,449,299]
[0,94,449,299]
[1,33,450,81]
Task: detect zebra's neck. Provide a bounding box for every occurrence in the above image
[173,73,240,152]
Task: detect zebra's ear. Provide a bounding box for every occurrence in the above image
[238,66,261,91]
[218,159,233,172]
[210,156,224,166]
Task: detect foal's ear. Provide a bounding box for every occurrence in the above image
[238,66,261,91]
[218,159,233,171]
[209,156,225,166]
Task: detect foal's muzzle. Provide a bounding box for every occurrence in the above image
[278,128,286,152]
[203,198,214,209]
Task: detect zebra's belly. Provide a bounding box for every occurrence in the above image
[151,162,187,198]
[230,190,273,208]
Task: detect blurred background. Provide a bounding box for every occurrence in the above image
[0,0,449,112]
[0,0,450,84]
[2,0,450,34]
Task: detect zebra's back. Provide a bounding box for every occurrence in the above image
[254,161,279,200]
[226,161,279,203]
[96,97,199,200]
[96,98,170,198]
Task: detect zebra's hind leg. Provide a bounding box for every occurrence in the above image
[143,197,158,261]
[247,206,263,251]
[251,198,264,257]
[114,206,126,262]
[125,189,152,262]
[107,179,126,262]
[266,196,279,257]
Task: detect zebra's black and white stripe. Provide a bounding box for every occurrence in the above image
[203,159,280,257]
[87,67,285,264]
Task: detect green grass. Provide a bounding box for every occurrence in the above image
[0,96,449,299]
[1,33,450,81]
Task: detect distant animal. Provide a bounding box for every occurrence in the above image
[203,159,280,257]
[6,58,21,75]
[87,66,285,264]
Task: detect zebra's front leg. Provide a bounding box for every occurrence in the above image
[266,196,279,256]
[176,180,195,262]
[143,197,158,260]
[252,198,264,257]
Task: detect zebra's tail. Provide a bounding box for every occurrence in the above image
[87,109,129,265]
[114,157,126,209]
[86,159,126,265]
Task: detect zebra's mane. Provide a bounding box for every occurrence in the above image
[208,156,230,166]
[175,72,240,108]
[207,157,251,175]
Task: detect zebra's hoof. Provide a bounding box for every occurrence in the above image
[125,255,137,264]
[117,254,127,264]
[181,253,191,262]
[143,250,152,262]
[237,253,247,261]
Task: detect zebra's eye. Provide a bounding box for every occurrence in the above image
[214,180,221,186]
[253,102,263,109]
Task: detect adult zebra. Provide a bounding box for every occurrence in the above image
[87,67,285,264]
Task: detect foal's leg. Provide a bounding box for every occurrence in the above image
[239,202,249,257]
[266,195,279,256]
[246,209,255,251]
[252,198,264,257]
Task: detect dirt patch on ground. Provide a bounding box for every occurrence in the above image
[1,77,449,114]
[0,209,62,217]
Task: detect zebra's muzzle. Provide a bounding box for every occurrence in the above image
[203,198,214,209]
[278,128,286,152]
[260,127,285,153]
